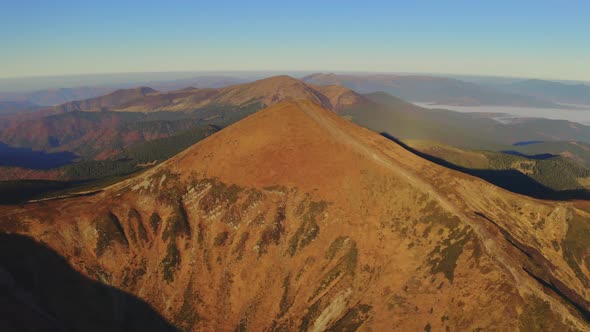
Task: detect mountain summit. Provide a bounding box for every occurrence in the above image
[1,100,589,331]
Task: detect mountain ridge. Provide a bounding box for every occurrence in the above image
[0,76,369,161]
[114,75,367,113]
[501,79,590,105]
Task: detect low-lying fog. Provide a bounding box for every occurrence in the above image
[413,102,590,126]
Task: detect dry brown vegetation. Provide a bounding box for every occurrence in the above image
[1,100,589,331]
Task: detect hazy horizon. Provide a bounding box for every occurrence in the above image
[1,70,589,94]
[414,102,590,126]
[2,1,589,81]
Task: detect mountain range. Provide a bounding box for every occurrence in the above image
[496,79,590,106]
[349,92,590,150]
[3,75,590,199]
[0,76,247,106]
[3,73,590,110]
[2,100,589,331]
[303,73,564,107]
[0,76,365,159]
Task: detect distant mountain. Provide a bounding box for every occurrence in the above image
[145,76,246,92]
[498,79,590,105]
[303,73,561,108]
[0,76,368,161]
[3,77,590,185]
[2,100,588,330]
[0,76,247,106]
[346,92,590,150]
[52,87,159,113]
[82,75,367,113]
[0,86,115,106]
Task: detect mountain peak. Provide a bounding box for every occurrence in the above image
[212,76,361,111]
[164,99,373,195]
[3,99,590,330]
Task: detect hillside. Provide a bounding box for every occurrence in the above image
[1,100,588,331]
[303,73,561,108]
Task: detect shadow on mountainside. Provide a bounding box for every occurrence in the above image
[380,132,590,201]
[0,232,177,332]
[501,150,556,160]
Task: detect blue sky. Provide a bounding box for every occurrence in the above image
[1,0,589,80]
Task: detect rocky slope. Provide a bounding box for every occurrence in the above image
[1,100,589,331]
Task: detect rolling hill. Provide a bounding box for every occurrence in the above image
[1,100,588,331]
